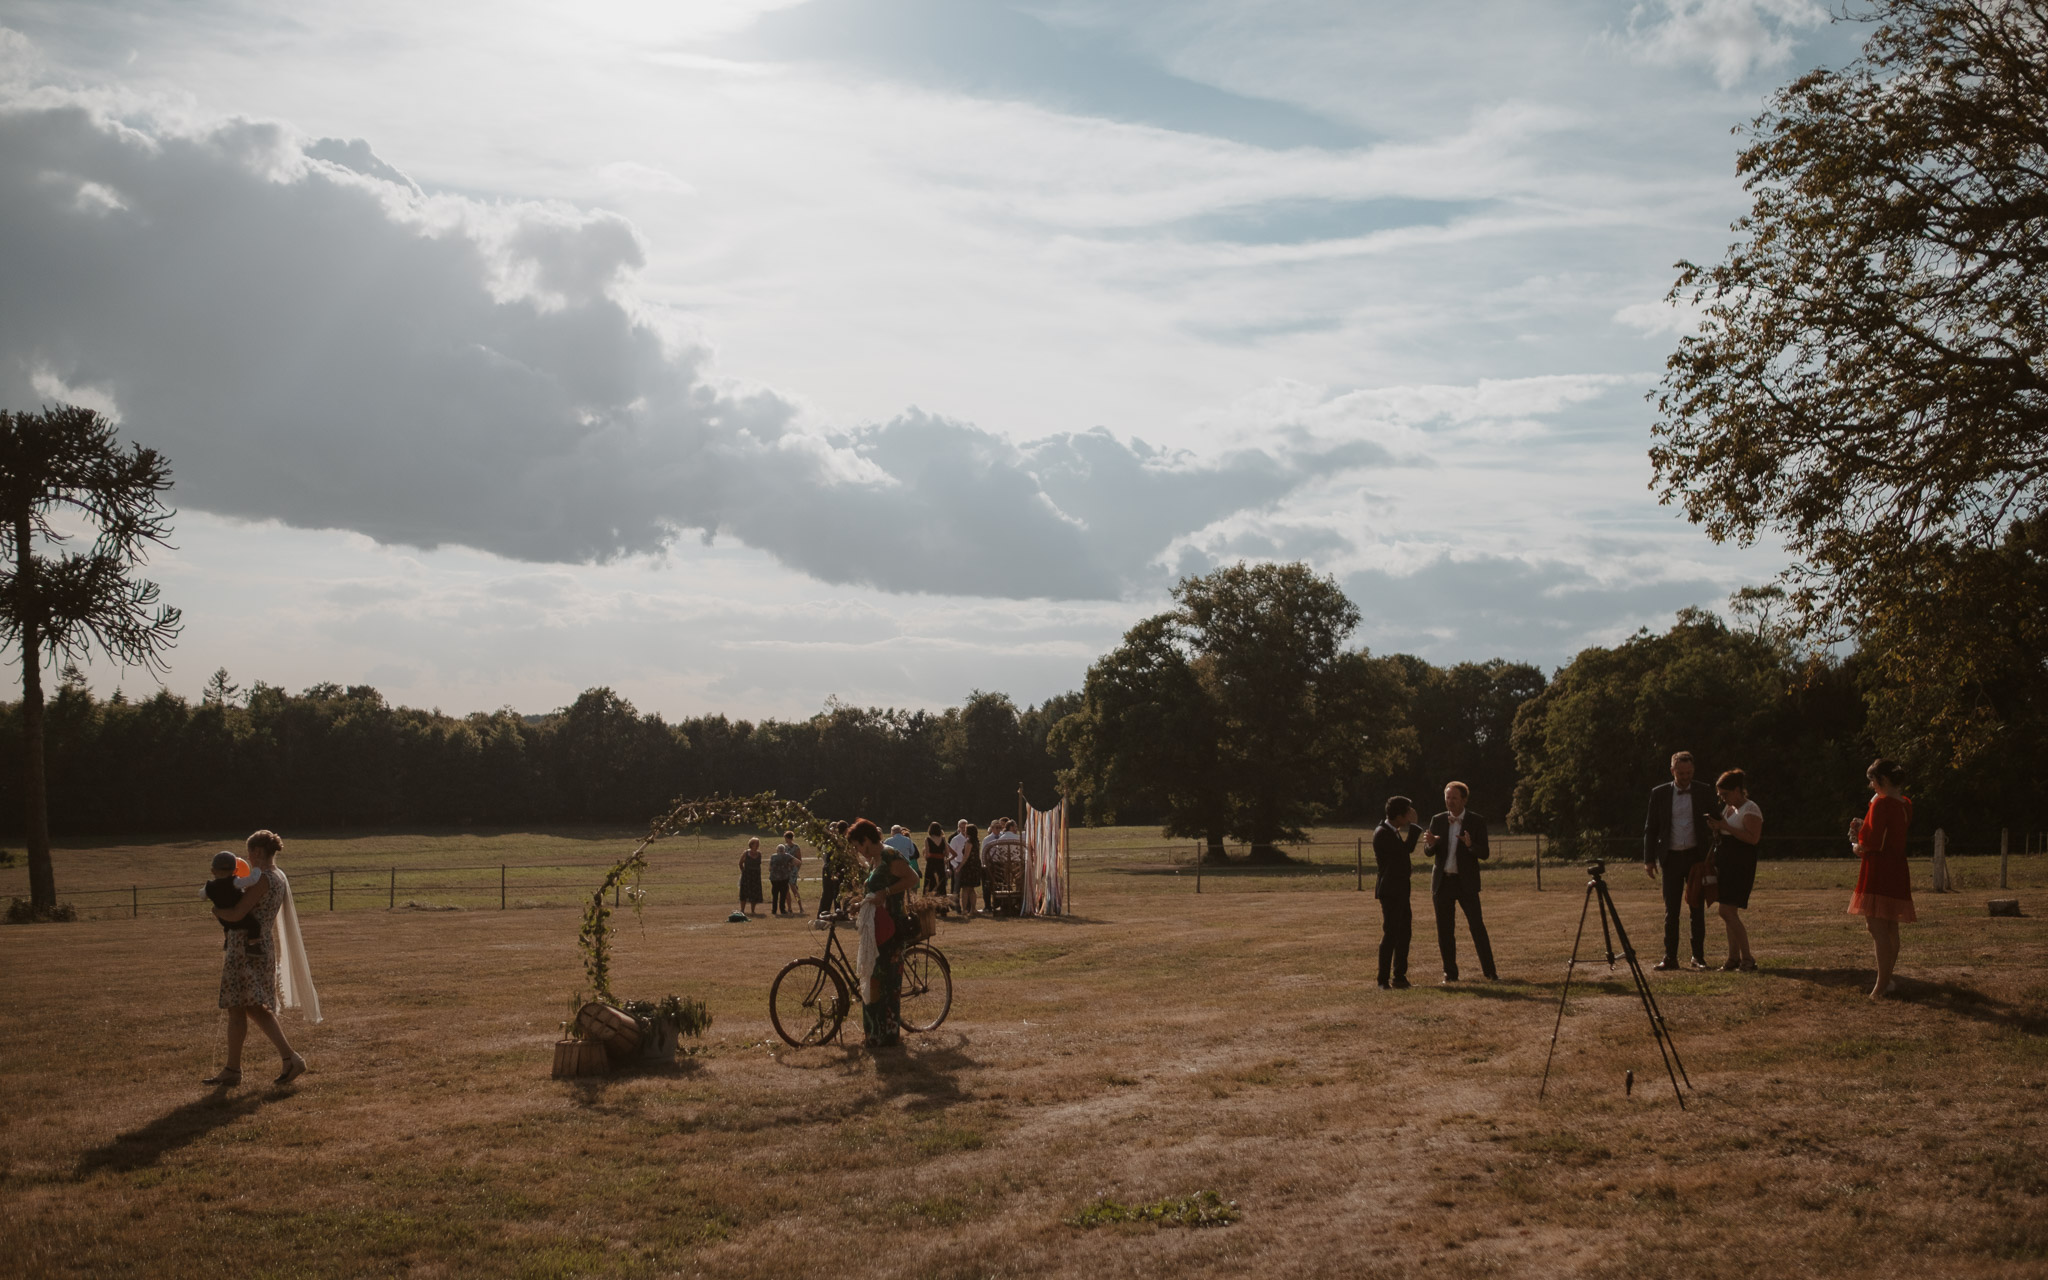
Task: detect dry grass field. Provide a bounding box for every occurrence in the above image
[2,829,2045,1278]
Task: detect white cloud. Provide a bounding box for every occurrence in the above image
[1614,296,1707,337]
[1620,0,1830,88]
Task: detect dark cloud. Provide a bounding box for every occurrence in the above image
[0,102,1371,599]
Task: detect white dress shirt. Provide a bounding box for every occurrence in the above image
[1671,787,1696,852]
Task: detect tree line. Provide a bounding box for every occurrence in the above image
[17,564,2038,853]
[0,673,1080,837]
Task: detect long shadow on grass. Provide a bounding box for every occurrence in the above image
[75,1088,268,1177]
[1430,978,1556,1003]
[1765,967,2048,1034]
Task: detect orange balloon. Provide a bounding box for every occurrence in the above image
[235,857,250,877]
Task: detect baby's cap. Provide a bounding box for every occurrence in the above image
[211,850,239,874]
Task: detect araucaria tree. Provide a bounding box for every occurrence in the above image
[0,406,180,910]
[1057,562,1409,862]
[1650,0,2048,773]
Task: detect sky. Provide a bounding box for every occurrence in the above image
[0,0,1867,718]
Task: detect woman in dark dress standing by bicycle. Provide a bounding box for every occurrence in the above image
[849,819,918,1047]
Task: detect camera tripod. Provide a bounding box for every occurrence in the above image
[1539,861,1691,1109]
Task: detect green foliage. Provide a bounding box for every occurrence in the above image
[1066,1191,1238,1229]
[1509,609,1869,843]
[0,404,180,909]
[1057,562,1413,860]
[0,682,1080,835]
[580,793,849,1002]
[1650,0,2048,786]
[5,896,76,923]
[1369,656,1546,821]
[620,994,713,1040]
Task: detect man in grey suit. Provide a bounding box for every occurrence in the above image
[1425,781,1497,983]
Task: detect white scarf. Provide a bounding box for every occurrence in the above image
[269,867,323,1024]
[856,898,880,1005]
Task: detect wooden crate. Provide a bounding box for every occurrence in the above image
[551,1038,608,1079]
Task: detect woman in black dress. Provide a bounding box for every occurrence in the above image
[737,838,765,915]
[1707,769,1762,971]
[922,821,950,897]
[954,824,983,917]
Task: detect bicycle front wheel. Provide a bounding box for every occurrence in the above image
[770,957,848,1047]
[899,944,953,1032]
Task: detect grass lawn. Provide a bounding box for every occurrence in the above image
[1,829,2044,1278]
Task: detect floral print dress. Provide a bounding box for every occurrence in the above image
[218,875,282,1010]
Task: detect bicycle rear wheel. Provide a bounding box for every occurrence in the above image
[899,944,952,1032]
[770,957,848,1047]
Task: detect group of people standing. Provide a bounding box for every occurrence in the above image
[1371,781,1499,988]
[739,816,1025,922]
[1371,752,1920,1000]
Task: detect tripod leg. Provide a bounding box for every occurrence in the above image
[1539,880,1600,1100]
[1598,891,1618,966]
[1605,886,1692,1087]
[1598,882,1689,1107]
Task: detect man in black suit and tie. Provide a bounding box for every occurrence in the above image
[1644,750,1718,970]
[1373,796,1423,989]
[1426,781,1497,983]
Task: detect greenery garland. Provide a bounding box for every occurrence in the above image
[579,791,852,1003]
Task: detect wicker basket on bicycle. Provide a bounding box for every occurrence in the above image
[904,893,945,943]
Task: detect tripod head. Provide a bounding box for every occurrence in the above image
[1585,860,1606,881]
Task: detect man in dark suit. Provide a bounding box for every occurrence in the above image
[1644,750,1718,970]
[1426,781,1497,982]
[1373,795,1423,989]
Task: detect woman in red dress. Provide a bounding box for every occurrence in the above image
[1847,758,1914,1000]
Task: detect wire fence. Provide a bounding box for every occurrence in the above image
[15,830,2039,921]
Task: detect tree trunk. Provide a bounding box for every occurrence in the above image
[1202,833,1229,865]
[17,516,52,910]
[1246,842,1294,865]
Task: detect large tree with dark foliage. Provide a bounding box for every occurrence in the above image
[1510,609,1870,849]
[1052,615,1234,858]
[0,406,179,910]
[1057,563,1410,862]
[1651,0,2048,779]
[1375,656,1546,822]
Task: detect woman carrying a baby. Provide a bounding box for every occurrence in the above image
[204,829,321,1087]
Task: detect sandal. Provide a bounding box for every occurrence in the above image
[201,1067,242,1086]
[274,1054,308,1086]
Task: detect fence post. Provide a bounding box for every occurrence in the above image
[1535,833,1542,891]
[389,867,395,910]
[329,868,334,911]
[614,881,621,908]
[1195,843,1203,895]
[2001,828,2009,889]
[502,864,507,910]
[132,886,137,919]
[1356,837,1363,891]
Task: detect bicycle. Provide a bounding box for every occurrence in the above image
[768,908,952,1047]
